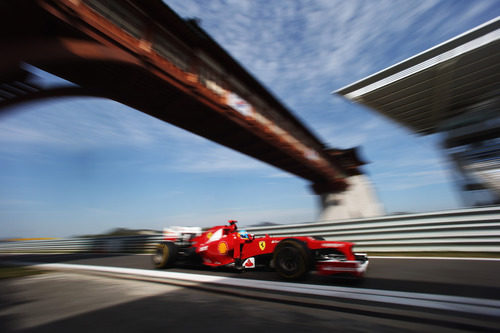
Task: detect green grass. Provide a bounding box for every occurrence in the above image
[0,265,46,279]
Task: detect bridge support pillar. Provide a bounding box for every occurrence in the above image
[318,175,384,221]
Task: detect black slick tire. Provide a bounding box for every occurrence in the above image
[152,242,177,269]
[272,239,311,280]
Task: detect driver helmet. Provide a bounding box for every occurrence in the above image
[238,229,249,239]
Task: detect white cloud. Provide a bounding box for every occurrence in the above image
[374,162,452,191]
[168,145,268,173]
[0,95,283,177]
[0,97,203,151]
[265,172,295,179]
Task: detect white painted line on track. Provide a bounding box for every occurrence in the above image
[11,261,500,317]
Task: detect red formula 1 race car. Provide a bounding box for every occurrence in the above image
[152,220,368,280]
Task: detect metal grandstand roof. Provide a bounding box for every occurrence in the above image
[335,17,500,135]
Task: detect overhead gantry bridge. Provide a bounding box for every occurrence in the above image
[0,0,366,196]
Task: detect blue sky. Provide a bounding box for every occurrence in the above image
[1,1,499,238]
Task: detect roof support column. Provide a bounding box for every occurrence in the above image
[317,175,384,221]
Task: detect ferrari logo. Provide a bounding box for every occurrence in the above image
[259,241,266,251]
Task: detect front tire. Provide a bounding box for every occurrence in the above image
[273,239,311,280]
[152,242,177,268]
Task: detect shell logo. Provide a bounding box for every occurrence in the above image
[259,241,266,251]
[218,241,228,254]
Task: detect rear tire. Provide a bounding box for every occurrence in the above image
[152,242,177,268]
[273,239,311,280]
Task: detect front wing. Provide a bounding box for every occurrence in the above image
[315,255,368,277]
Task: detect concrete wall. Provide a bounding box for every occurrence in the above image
[318,174,384,221]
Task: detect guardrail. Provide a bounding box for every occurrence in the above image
[0,235,162,254]
[247,207,500,252]
[1,207,499,254]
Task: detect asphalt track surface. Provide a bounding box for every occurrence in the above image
[1,271,461,333]
[2,254,500,332]
[3,253,500,300]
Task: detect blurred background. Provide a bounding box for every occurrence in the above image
[0,0,498,252]
[1,2,499,332]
